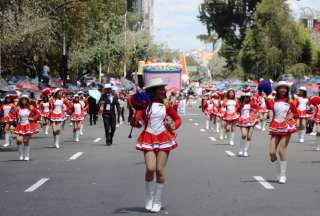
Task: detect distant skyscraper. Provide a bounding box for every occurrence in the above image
[127,0,154,35]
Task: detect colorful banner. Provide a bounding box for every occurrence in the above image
[144,63,182,93]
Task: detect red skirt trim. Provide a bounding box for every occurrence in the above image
[259,107,269,113]
[2,115,16,123]
[237,116,258,128]
[297,110,311,119]
[136,130,178,152]
[70,113,84,121]
[223,112,240,123]
[269,120,297,136]
[15,123,39,136]
[50,112,66,122]
[41,111,50,118]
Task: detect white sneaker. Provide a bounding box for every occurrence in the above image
[24,156,30,161]
[262,127,266,131]
[229,140,234,146]
[316,147,320,151]
[243,152,249,157]
[19,155,24,161]
[279,176,287,184]
[219,135,224,140]
[311,132,317,136]
[299,138,304,143]
[238,151,244,157]
[151,203,162,213]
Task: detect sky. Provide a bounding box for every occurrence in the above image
[154,0,320,51]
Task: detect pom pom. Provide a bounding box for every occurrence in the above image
[258,80,272,96]
[131,90,151,110]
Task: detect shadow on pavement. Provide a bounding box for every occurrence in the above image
[113,207,148,214]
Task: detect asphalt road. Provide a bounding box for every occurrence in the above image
[1,107,320,216]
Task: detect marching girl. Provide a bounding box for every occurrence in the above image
[39,95,51,135]
[310,93,320,151]
[50,88,69,149]
[211,92,221,132]
[69,94,85,142]
[257,92,269,131]
[15,95,40,161]
[78,91,88,136]
[294,86,310,143]
[203,93,214,130]
[131,78,182,213]
[265,81,298,184]
[217,91,226,140]
[222,89,240,145]
[0,94,17,147]
[236,88,259,157]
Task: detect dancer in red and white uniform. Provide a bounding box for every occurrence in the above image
[266,81,297,184]
[211,93,221,132]
[222,89,240,145]
[131,78,181,213]
[294,86,310,143]
[217,91,226,139]
[50,88,69,148]
[0,94,16,147]
[257,91,269,131]
[310,91,320,151]
[15,95,40,161]
[236,88,259,157]
[70,94,85,142]
[203,93,214,130]
[78,91,88,135]
[39,94,51,135]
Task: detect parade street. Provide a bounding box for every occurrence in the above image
[0,106,320,216]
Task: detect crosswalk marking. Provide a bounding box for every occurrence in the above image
[253,176,275,190]
[194,123,199,126]
[69,152,83,161]
[225,151,236,157]
[93,138,102,143]
[209,137,216,142]
[200,129,206,132]
[25,178,49,192]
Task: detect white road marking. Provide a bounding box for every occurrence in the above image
[189,118,193,121]
[69,152,83,161]
[93,138,102,143]
[194,123,199,126]
[253,176,275,190]
[225,151,236,157]
[200,129,206,132]
[25,178,49,192]
[209,136,216,142]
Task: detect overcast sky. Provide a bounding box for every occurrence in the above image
[154,0,320,51]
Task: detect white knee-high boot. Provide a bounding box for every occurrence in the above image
[238,139,245,156]
[316,136,320,151]
[206,120,210,130]
[54,135,60,149]
[45,125,49,135]
[229,132,235,145]
[24,145,30,161]
[3,132,10,147]
[244,141,250,157]
[299,129,305,143]
[75,131,80,142]
[151,183,164,213]
[219,128,224,140]
[145,181,154,211]
[80,124,84,135]
[216,121,220,133]
[261,120,266,131]
[275,160,280,181]
[279,161,287,184]
[18,145,24,161]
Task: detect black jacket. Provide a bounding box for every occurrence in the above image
[100,93,120,117]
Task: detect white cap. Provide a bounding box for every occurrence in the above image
[103,84,112,89]
[298,86,307,91]
[275,81,290,89]
[53,88,62,94]
[144,78,167,90]
[20,94,30,100]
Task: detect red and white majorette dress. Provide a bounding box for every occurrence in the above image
[203,99,214,118]
[222,99,240,123]
[39,102,50,118]
[212,98,220,116]
[50,99,68,122]
[15,106,40,136]
[0,103,16,124]
[257,94,269,113]
[133,102,182,152]
[70,103,85,122]
[79,98,88,117]
[294,96,311,119]
[266,98,297,136]
[310,97,320,124]
[237,102,259,128]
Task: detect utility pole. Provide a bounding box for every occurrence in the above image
[123,11,127,78]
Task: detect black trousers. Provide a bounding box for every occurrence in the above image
[128,108,134,123]
[103,114,116,144]
[89,113,98,125]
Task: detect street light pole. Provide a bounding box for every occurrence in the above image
[123,11,127,78]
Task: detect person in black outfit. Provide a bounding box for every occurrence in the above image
[99,84,120,146]
[88,96,98,126]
